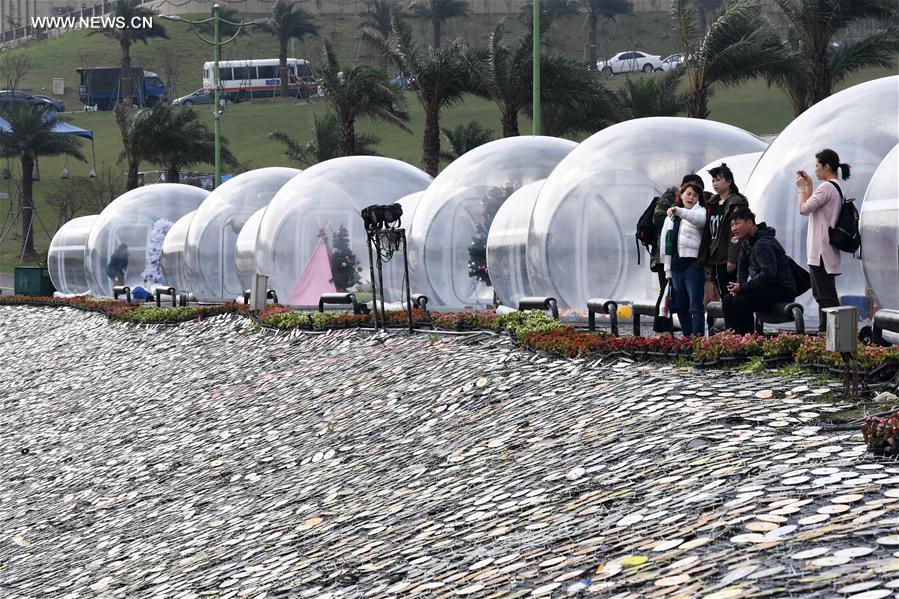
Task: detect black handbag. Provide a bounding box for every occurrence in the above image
[788,257,812,296]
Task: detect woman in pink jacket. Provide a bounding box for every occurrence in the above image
[795,148,851,332]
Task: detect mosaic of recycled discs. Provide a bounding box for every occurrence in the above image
[0,307,898,598]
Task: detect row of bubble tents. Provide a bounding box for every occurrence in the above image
[49,75,898,314]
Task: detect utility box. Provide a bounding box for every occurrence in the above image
[824,306,858,353]
[249,273,269,312]
[14,266,55,296]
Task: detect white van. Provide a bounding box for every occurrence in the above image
[202,58,316,101]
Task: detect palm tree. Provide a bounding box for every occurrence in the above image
[365,16,484,176]
[672,0,787,118]
[581,0,632,70]
[480,22,619,137]
[96,0,167,105]
[528,65,620,137]
[0,106,85,260]
[270,114,379,166]
[410,0,470,49]
[116,103,160,190]
[616,69,688,118]
[360,0,403,41]
[151,106,239,183]
[439,121,493,161]
[198,5,247,39]
[317,40,410,157]
[519,0,579,26]
[256,0,319,99]
[771,0,898,114]
[695,0,723,35]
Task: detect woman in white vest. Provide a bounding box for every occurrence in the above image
[660,181,708,337]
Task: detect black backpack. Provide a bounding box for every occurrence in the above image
[827,181,861,253]
[635,195,660,265]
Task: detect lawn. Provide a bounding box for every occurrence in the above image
[0,7,894,271]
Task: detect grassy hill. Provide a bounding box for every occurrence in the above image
[0,9,894,270]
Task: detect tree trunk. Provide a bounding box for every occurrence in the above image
[500,106,519,138]
[697,3,708,36]
[120,35,132,107]
[433,18,441,49]
[126,158,140,190]
[279,36,290,99]
[422,108,440,177]
[587,12,598,70]
[808,45,833,107]
[166,164,180,183]
[338,116,357,157]
[20,154,37,261]
[688,84,709,119]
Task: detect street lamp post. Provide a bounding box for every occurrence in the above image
[162,4,260,188]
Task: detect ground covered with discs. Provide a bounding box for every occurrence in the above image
[1,307,898,599]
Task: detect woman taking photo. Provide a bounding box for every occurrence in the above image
[660,181,708,337]
[796,148,850,332]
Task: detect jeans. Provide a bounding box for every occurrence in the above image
[810,256,839,332]
[671,258,706,337]
[722,284,796,335]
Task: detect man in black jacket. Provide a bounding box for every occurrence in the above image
[723,209,797,334]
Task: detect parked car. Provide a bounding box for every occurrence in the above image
[597,51,663,75]
[390,74,413,90]
[0,90,45,110]
[32,95,65,112]
[172,89,214,106]
[657,53,684,72]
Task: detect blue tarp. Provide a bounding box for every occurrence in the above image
[0,116,94,140]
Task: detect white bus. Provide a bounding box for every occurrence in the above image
[202,58,316,101]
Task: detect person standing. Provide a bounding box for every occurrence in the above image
[106,243,129,287]
[795,148,850,332]
[650,173,707,335]
[699,163,748,328]
[660,181,708,337]
[723,209,797,335]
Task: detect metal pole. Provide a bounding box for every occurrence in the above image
[374,233,387,326]
[365,232,380,329]
[213,3,221,189]
[401,232,413,332]
[532,0,540,136]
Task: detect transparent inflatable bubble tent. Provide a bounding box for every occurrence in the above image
[380,191,424,303]
[861,144,899,309]
[161,211,196,295]
[528,117,768,311]
[255,157,432,306]
[85,184,209,298]
[48,214,97,295]
[409,136,576,309]
[486,179,545,308]
[235,207,267,294]
[184,167,299,301]
[698,152,764,194]
[745,76,898,318]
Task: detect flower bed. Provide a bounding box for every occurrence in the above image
[2,296,898,376]
[862,411,899,457]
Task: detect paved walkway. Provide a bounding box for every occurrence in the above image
[0,307,897,598]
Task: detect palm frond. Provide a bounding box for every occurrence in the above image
[829,29,899,85]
